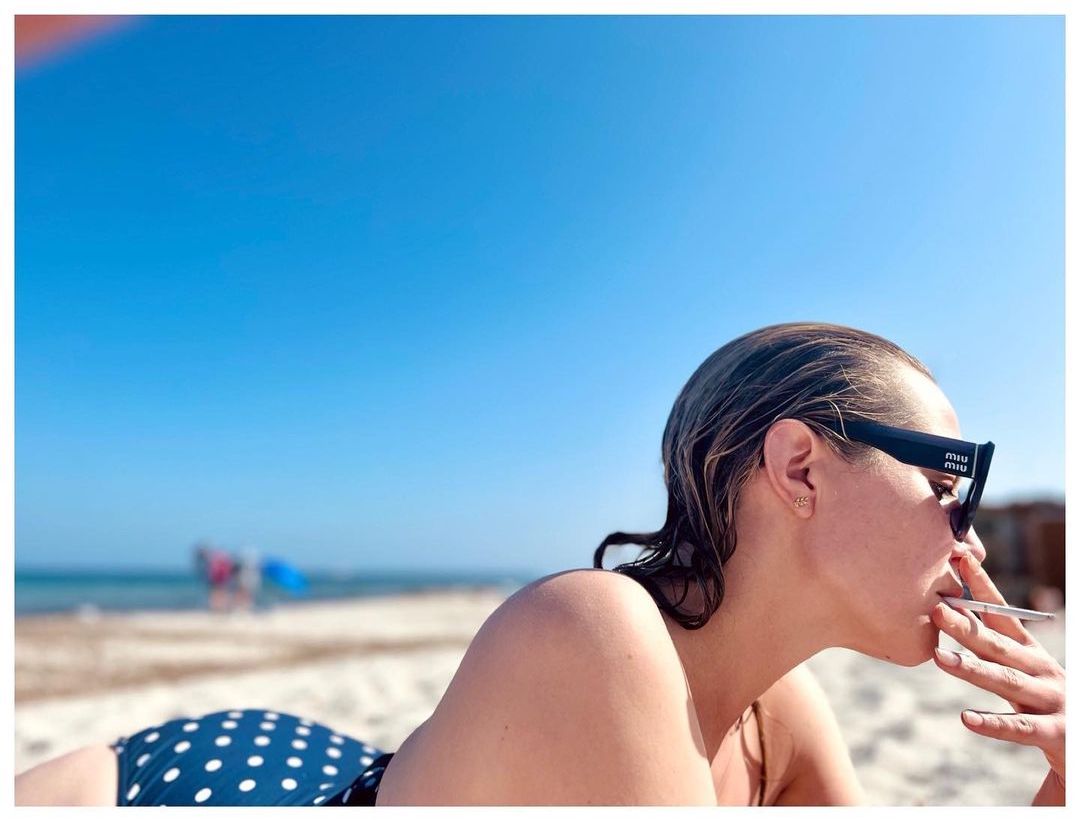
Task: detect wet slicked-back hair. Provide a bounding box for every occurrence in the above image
[593,322,934,629]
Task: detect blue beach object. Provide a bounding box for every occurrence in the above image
[261,558,309,593]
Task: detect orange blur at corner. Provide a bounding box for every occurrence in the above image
[15,15,134,67]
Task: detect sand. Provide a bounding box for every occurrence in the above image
[14,588,1065,806]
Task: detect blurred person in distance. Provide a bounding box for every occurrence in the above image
[193,542,235,613]
[232,547,262,613]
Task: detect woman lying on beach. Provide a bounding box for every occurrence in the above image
[15,322,1066,806]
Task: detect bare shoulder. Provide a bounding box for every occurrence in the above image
[758,663,865,806]
[378,568,715,805]
[495,568,673,642]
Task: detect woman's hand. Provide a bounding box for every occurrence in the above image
[931,553,1065,803]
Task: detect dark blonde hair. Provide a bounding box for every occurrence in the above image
[593,321,935,629]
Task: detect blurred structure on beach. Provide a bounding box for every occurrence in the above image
[976,500,1065,611]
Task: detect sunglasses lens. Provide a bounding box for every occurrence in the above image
[950,477,978,540]
[955,477,974,506]
[950,505,968,541]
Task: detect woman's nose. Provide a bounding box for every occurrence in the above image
[952,527,988,564]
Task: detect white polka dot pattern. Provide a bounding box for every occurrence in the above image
[112,708,388,806]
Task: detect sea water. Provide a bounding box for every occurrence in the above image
[14,567,532,616]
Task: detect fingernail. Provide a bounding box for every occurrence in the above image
[935,648,961,667]
[962,710,983,726]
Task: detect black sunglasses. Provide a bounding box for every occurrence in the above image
[818,418,995,542]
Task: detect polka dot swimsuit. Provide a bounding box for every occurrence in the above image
[110,709,394,806]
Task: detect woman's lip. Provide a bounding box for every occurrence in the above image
[937,559,966,598]
[936,575,966,598]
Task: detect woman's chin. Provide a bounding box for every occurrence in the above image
[848,614,939,667]
[902,615,942,666]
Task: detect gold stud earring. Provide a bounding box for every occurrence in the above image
[793,496,809,508]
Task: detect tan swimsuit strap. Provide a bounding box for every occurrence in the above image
[751,699,766,806]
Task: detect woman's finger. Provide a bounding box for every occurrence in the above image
[960,711,1063,750]
[957,554,1036,645]
[933,648,1060,712]
[933,602,1050,677]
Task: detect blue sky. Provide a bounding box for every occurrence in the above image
[15,16,1063,574]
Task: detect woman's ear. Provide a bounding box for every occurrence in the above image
[761,419,821,517]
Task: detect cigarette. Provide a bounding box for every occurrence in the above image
[940,596,1055,621]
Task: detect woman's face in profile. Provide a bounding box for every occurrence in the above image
[817,367,988,666]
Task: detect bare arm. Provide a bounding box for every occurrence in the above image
[769,663,865,806]
[1031,768,1065,806]
[15,744,118,806]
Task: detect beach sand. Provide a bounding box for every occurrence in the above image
[14,588,1065,806]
